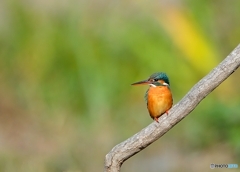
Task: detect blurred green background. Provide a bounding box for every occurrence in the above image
[0,0,240,172]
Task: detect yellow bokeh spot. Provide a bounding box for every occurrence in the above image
[159,7,218,73]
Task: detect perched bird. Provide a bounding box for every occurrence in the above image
[131,72,173,123]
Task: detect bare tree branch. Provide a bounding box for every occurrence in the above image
[104,44,240,172]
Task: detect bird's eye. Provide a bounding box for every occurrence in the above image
[154,79,158,82]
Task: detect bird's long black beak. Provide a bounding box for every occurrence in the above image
[131,79,151,86]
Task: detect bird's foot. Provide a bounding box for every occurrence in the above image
[154,117,159,123]
[166,110,169,115]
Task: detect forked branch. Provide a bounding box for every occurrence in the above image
[104,44,240,172]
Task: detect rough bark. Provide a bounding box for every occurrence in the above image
[104,44,240,172]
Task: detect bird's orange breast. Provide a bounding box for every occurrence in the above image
[147,86,173,120]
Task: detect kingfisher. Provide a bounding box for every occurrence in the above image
[131,72,173,123]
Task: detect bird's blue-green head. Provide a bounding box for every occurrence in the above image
[131,72,170,87]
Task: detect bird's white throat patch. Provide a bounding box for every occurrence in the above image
[149,82,168,87]
[149,84,156,87]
